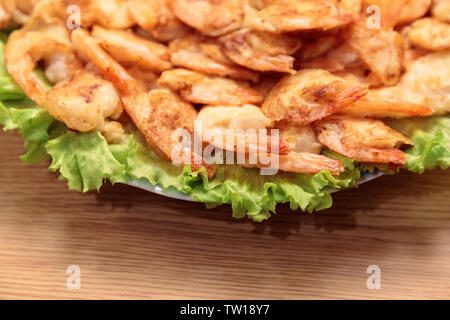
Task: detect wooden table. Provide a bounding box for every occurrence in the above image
[1,130,449,300]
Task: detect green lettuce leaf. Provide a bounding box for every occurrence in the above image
[0,99,57,163]
[45,130,128,192]
[113,130,362,221]
[388,117,450,173]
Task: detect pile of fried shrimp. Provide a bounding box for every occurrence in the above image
[1,0,449,179]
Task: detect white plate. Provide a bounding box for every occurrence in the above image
[128,171,384,202]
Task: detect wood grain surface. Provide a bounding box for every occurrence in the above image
[0,130,450,300]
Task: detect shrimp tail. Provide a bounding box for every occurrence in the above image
[353,147,408,166]
[335,85,370,108]
[205,133,291,155]
[279,152,344,175]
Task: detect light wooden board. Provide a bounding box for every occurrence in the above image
[1,130,449,299]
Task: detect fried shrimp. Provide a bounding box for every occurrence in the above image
[91,25,172,73]
[71,28,216,178]
[43,70,124,140]
[219,28,301,74]
[197,105,343,175]
[196,105,290,155]
[245,0,353,33]
[64,0,157,30]
[261,69,369,126]
[313,116,413,167]
[5,17,125,140]
[5,21,74,105]
[342,50,450,117]
[275,124,344,174]
[168,34,258,81]
[140,89,217,177]
[170,0,244,36]
[277,123,322,154]
[346,20,404,86]
[157,68,264,106]
[6,0,450,186]
[408,18,450,51]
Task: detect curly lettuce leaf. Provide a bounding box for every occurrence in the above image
[45,130,128,192]
[0,99,57,163]
[114,129,362,221]
[388,117,450,173]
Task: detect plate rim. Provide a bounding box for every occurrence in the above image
[128,171,384,202]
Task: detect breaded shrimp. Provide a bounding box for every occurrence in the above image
[346,20,404,86]
[245,0,354,33]
[71,29,216,178]
[196,105,290,155]
[157,68,264,106]
[313,116,413,166]
[170,0,244,36]
[168,34,258,82]
[91,25,172,73]
[408,18,450,51]
[261,69,369,126]
[219,28,301,74]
